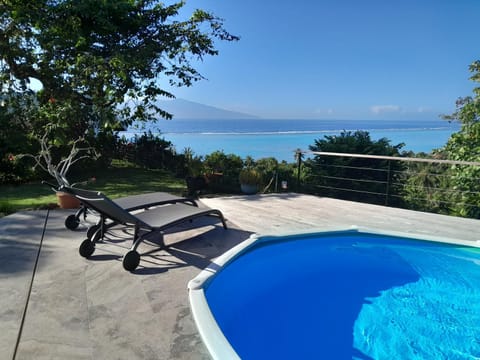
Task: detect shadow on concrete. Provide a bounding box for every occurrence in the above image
[0,238,44,275]
[87,254,122,261]
[0,211,50,275]
[76,220,252,275]
[135,226,252,275]
[227,193,305,202]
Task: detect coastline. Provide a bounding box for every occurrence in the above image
[122,119,460,162]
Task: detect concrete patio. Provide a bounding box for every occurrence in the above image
[1,193,479,360]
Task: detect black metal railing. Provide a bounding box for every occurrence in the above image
[295,150,480,217]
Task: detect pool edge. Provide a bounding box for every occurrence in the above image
[187,226,480,359]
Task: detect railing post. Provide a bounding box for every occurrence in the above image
[295,149,303,191]
[385,160,392,206]
[274,170,278,192]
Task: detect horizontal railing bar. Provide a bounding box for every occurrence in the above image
[391,170,456,179]
[299,150,480,216]
[306,151,480,166]
[313,163,389,173]
[390,181,480,195]
[322,175,388,185]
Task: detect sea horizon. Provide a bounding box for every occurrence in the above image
[123,118,460,162]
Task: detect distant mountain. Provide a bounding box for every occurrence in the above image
[156,98,259,119]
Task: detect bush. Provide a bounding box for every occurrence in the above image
[0,154,36,184]
[239,168,263,185]
[306,130,406,205]
[116,131,175,170]
[203,151,243,193]
[249,157,298,192]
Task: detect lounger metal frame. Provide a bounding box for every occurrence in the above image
[44,181,197,232]
[62,186,227,271]
[60,186,198,241]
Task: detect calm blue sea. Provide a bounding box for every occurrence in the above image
[123,119,460,162]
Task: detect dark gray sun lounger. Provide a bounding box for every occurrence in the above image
[66,187,227,271]
[59,185,197,236]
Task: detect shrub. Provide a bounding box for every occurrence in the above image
[203,151,243,193]
[239,168,263,185]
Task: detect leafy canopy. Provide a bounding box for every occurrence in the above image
[0,0,238,133]
[442,61,480,161]
[306,130,406,205]
[439,61,480,218]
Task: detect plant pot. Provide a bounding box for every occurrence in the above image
[240,183,258,195]
[56,192,81,209]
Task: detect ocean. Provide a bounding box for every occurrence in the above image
[123,119,460,162]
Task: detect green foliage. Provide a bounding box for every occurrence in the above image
[128,131,174,170]
[399,61,480,219]
[0,152,35,184]
[174,147,204,178]
[0,95,36,183]
[253,157,278,183]
[309,130,405,155]
[203,150,243,192]
[305,130,406,205]
[0,0,238,183]
[0,0,238,125]
[239,168,263,185]
[249,157,298,192]
[401,160,452,214]
[438,60,480,218]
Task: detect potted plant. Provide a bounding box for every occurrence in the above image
[239,168,263,195]
[19,126,98,208]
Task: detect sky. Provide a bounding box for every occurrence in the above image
[165,0,480,120]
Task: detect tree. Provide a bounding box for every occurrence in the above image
[0,0,238,182]
[401,159,452,214]
[202,150,243,193]
[305,130,406,205]
[439,61,480,218]
[442,61,480,161]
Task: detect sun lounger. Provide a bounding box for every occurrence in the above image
[46,181,197,232]
[62,186,227,271]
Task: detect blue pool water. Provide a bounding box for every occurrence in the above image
[204,232,480,359]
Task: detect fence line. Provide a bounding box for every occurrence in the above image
[304,151,480,167]
[295,150,480,217]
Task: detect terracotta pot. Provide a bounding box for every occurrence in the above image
[56,192,81,209]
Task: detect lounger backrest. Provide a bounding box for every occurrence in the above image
[62,186,144,226]
[62,186,99,199]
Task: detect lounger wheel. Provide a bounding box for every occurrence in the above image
[65,215,80,230]
[79,239,95,258]
[122,250,140,272]
[87,225,100,241]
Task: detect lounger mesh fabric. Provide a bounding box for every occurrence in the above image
[62,186,227,271]
[60,186,197,231]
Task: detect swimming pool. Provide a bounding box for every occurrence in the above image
[188,228,480,359]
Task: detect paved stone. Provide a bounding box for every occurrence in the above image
[1,194,479,360]
[201,194,480,244]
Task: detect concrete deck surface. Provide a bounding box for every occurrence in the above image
[1,193,479,360]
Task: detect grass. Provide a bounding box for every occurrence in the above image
[0,161,187,216]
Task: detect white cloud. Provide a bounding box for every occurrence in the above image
[370,105,401,114]
[314,108,334,115]
[417,106,431,113]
